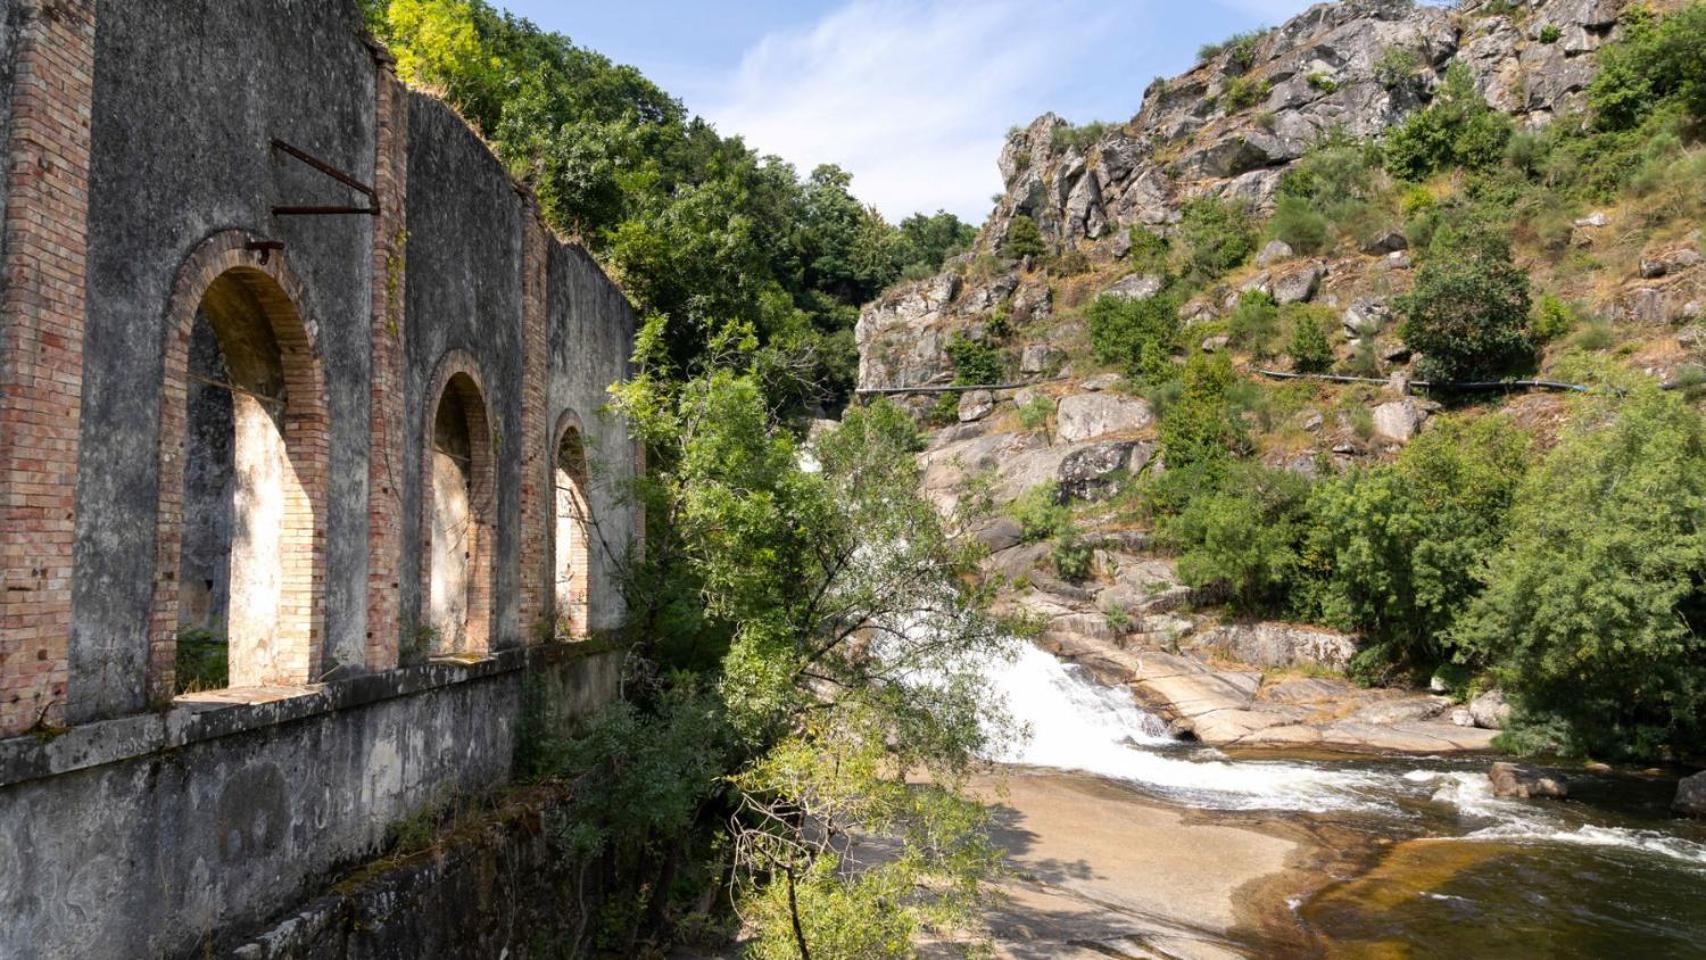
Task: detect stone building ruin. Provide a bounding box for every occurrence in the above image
[0,1,640,954]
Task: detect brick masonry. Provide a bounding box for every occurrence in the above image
[0,0,96,736]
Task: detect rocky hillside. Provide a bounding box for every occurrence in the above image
[852,0,1706,755]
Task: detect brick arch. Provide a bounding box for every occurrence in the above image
[420,350,497,658]
[550,408,594,639]
[148,231,330,700]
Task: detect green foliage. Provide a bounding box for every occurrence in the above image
[1051,535,1095,583]
[1200,28,1268,71]
[894,210,977,278]
[1003,214,1047,259]
[1395,223,1533,381]
[1017,394,1055,432]
[1538,23,1562,44]
[1373,46,1422,89]
[174,629,227,694]
[1159,353,1249,473]
[1125,226,1171,273]
[1270,195,1329,254]
[1228,290,1281,357]
[1086,293,1181,382]
[1220,75,1272,112]
[1589,3,1706,130]
[1306,71,1340,93]
[1452,390,1706,759]
[1160,463,1312,614]
[1051,120,1111,153]
[1177,197,1257,283]
[1305,415,1531,677]
[1530,292,1581,343]
[1009,482,1073,543]
[1286,306,1334,372]
[1384,63,1514,179]
[945,333,1003,386]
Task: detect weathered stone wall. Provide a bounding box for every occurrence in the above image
[0,646,621,960]
[0,0,641,954]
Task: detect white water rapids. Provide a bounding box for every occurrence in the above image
[982,640,1706,869]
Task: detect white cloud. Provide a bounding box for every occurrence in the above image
[701,0,1109,223]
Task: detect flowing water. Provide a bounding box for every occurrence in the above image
[984,642,1706,958]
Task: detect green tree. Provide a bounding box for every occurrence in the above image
[1003,214,1047,259]
[1158,352,1248,472]
[1285,306,1334,373]
[895,210,977,278]
[1452,390,1706,760]
[1177,197,1256,283]
[1160,463,1312,614]
[1306,415,1530,676]
[1086,293,1180,382]
[1589,3,1706,130]
[1395,224,1533,381]
[1384,62,1514,180]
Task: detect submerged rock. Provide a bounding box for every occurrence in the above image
[1489,762,1569,799]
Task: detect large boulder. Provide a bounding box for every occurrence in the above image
[1056,393,1155,442]
[1675,771,1706,817]
[1103,272,1166,301]
[1468,689,1511,730]
[1191,621,1358,671]
[1057,440,1155,501]
[1273,262,1325,304]
[1372,398,1428,443]
[1489,762,1569,800]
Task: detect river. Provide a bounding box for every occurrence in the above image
[985,641,1706,958]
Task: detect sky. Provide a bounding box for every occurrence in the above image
[492,0,1319,224]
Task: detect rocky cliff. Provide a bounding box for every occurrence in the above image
[852,0,1704,752]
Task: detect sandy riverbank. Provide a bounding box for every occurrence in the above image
[964,770,1337,960]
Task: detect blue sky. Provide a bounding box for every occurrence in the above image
[493,0,1318,223]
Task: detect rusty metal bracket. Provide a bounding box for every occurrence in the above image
[270,138,380,217]
[245,239,285,263]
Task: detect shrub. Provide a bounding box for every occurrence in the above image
[1017,395,1054,432]
[1285,306,1334,372]
[1159,352,1248,472]
[1220,75,1271,112]
[1306,415,1530,676]
[1009,482,1072,542]
[1270,194,1330,253]
[1051,535,1094,583]
[1126,226,1170,273]
[1395,224,1533,380]
[1051,120,1110,154]
[945,332,1003,385]
[1086,293,1181,382]
[1588,3,1706,130]
[1452,390,1706,760]
[1200,28,1268,71]
[1003,214,1047,259]
[1373,47,1422,89]
[1178,197,1256,283]
[1227,290,1281,357]
[1048,249,1091,276]
[1306,71,1340,93]
[1530,293,1580,342]
[1160,462,1312,614]
[1384,63,1514,179]
[1538,23,1562,44]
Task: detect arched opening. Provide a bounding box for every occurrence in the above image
[552,419,592,640]
[426,372,493,656]
[155,259,328,698]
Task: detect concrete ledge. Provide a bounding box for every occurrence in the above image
[0,642,614,789]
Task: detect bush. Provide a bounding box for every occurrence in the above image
[1306,71,1340,93]
[1395,224,1533,381]
[945,333,1003,385]
[1003,214,1047,259]
[1160,463,1312,614]
[1009,482,1072,542]
[1227,290,1281,357]
[1199,28,1268,70]
[1588,3,1706,130]
[1051,535,1094,583]
[1373,46,1422,89]
[1017,394,1054,432]
[1452,390,1706,760]
[1305,415,1530,676]
[1220,75,1271,112]
[1126,226,1170,273]
[1538,23,1562,44]
[1285,306,1334,372]
[1530,292,1580,342]
[1159,352,1248,472]
[1270,194,1329,253]
[1051,121,1110,154]
[1086,293,1180,382]
[1384,63,1514,179]
[1178,197,1257,283]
